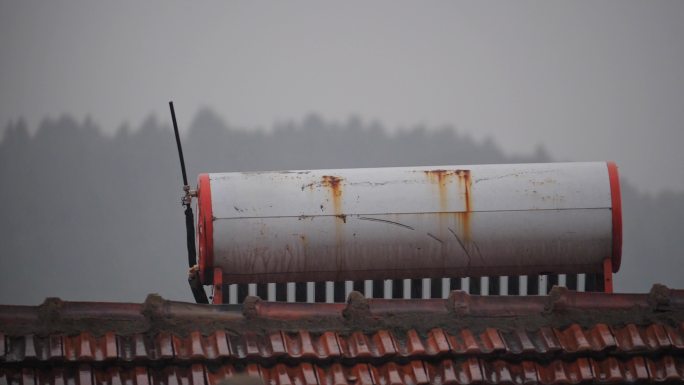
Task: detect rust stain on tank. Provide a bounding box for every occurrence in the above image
[454,212,472,241]
[455,169,472,241]
[425,169,473,245]
[423,170,452,211]
[455,169,472,212]
[321,175,346,246]
[320,175,344,216]
[423,169,472,212]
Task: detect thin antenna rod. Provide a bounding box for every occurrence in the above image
[169,101,189,187]
[168,100,209,304]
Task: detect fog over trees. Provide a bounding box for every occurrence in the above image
[0,110,681,304]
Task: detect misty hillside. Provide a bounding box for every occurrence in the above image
[0,110,681,304]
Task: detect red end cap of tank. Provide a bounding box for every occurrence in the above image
[197,173,214,284]
[607,162,622,273]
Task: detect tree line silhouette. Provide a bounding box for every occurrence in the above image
[0,109,681,304]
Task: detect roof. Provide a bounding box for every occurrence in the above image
[1,286,683,385]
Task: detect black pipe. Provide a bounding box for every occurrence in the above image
[184,205,197,268]
[169,101,208,304]
[169,101,188,186]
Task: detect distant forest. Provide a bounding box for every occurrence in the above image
[0,109,682,304]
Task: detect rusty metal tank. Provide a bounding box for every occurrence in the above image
[196,162,622,284]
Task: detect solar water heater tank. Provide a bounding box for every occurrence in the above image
[195,162,622,284]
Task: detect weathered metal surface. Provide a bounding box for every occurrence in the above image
[198,162,621,284]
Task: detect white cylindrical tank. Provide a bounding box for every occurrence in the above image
[196,162,622,284]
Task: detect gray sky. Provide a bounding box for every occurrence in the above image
[1,1,683,194]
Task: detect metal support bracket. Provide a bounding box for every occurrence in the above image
[212,267,224,304]
[603,258,614,293]
[181,185,198,206]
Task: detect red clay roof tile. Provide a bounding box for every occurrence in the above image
[2,357,684,385]
[2,286,684,384]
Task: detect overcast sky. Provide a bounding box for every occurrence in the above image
[1,1,683,194]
